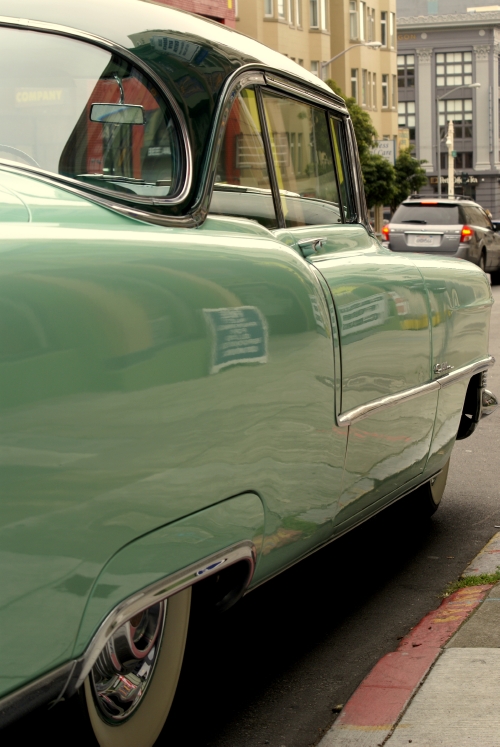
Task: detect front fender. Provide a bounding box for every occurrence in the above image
[73,492,264,660]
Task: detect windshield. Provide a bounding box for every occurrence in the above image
[392,204,460,225]
[0,27,181,199]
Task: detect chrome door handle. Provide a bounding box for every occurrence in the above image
[297,236,327,258]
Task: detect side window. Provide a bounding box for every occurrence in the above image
[0,27,181,199]
[261,92,342,227]
[469,206,491,229]
[330,117,356,221]
[209,88,278,229]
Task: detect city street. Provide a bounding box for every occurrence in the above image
[6,284,500,747]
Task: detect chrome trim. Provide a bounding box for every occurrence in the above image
[68,540,256,694]
[437,356,494,389]
[481,388,498,418]
[0,162,199,228]
[338,356,495,427]
[263,73,349,114]
[0,17,193,207]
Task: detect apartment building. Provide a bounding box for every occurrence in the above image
[397,0,500,214]
[150,0,235,25]
[236,0,398,141]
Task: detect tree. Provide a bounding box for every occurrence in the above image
[361,153,397,209]
[392,148,427,210]
[325,79,377,161]
[325,79,396,209]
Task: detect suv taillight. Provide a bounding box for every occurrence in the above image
[382,225,390,240]
[460,225,473,243]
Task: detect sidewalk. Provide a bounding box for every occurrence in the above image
[319,533,500,747]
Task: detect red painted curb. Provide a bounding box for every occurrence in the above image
[335,584,492,730]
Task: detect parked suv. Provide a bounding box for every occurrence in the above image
[383,196,500,278]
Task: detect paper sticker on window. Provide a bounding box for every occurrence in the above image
[204,306,268,374]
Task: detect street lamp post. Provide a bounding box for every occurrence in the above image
[321,41,382,80]
[436,82,480,197]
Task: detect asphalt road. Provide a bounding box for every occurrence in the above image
[6,286,500,747]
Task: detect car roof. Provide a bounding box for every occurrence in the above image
[0,0,341,100]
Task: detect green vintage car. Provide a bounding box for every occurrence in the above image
[0,1,497,744]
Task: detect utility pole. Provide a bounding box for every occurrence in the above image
[446,120,454,198]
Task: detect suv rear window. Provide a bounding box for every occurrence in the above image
[392,204,460,225]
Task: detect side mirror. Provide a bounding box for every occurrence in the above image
[90,103,144,125]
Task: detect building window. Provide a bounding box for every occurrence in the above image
[382,74,388,107]
[392,75,396,107]
[359,1,365,40]
[381,11,387,46]
[362,69,368,105]
[320,0,327,29]
[351,68,358,101]
[440,151,473,169]
[311,60,319,75]
[367,8,375,42]
[389,12,395,47]
[278,0,285,17]
[397,55,415,88]
[398,101,416,141]
[296,0,302,25]
[310,0,318,26]
[436,51,472,87]
[372,72,377,108]
[350,1,358,39]
[265,0,273,15]
[298,58,304,65]
[289,0,294,23]
[368,71,372,106]
[438,98,473,138]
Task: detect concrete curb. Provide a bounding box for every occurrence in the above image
[318,532,500,747]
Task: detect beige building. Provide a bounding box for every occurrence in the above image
[236,0,398,142]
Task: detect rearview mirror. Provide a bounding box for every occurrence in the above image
[90,103,144,125]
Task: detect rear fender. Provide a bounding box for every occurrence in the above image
[71,492,264,687]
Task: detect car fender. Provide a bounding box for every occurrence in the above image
[72,491,265,663]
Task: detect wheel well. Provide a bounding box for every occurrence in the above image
[191,559,252,614]
[456,372,483,440]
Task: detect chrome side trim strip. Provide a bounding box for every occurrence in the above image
[0,17,193,207]
[437,355,494,388]
[338,356,495,427]
[338,380,440,427]
[67,540,256,695]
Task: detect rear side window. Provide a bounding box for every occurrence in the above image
[0,27,182,199]
[392,204,460,225]
[465,205,491,229]
[261,92,342,227]
[210,87,278,229]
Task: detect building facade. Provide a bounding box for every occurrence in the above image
[236,0,398,142]
[151,0,235,26]
[397,6,500,213]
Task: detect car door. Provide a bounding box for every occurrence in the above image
[258,88,438,525]
[208,85,348,576]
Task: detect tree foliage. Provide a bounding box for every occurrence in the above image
[392,148,428,210]
[325,79,376,161]
[361,153,397,209]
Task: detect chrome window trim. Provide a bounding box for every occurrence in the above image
[0,17,193,207]
[264,73,349,115]
[0,162,199,228]
[338,355,495,427]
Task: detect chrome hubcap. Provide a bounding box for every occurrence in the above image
[90,601,166,722]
